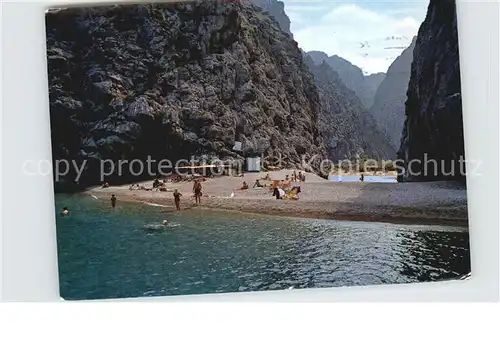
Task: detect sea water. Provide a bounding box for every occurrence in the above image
[55,194,470,300]
[329,175,397,183]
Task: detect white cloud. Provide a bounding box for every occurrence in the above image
[286,2,427,74]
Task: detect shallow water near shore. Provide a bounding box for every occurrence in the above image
[329,175,397,183]
[55,194,470,300]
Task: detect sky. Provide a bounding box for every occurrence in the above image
[282,0,429,74]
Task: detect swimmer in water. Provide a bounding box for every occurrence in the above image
[162,219,169,225]
[111,194,117,208]
[61,207,69,216]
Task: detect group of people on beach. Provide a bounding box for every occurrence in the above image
[60,184,191,227]
[64,170,309,218]
[157,180,202,213]
[232,171,303,201]
[259,171,305,182]
[238,179,266,190]
[126,175,208,193]
[160,180,201,216]
[290,171,306,182]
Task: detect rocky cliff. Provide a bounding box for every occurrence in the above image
[46,1,328,187]
[370,37,416,148]
[364,73,386,107]
[398,0,464,182]
[305,58,395,161]
[247,0,292,36]
[307,51,385,108]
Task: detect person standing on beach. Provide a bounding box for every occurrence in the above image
[111,194,117,208]
[173,189,182,211]
[193,180,202,205]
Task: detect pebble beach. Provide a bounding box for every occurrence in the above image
[86,170,469,226]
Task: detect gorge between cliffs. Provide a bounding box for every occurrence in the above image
[44,0,472,302]
[46,0,465,213]
[46,0,466,193]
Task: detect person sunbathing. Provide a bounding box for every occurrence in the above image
[253,180,264,188]
[240,181,249,190]
[283,186,301,200]
[153,178,161,188]
[273,187,285,200]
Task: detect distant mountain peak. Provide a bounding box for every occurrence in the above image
[247,0,292,36]
[306,51,385,108]
[305,58,395,161]
[370,38,417,149]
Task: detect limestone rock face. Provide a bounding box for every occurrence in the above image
[363,73,386,107]
[370,37,416,149]
[47,1,329,186]
[398,0,465,182]
[307,51,386,109]
[247,0,292,36]
[305,58,395,162]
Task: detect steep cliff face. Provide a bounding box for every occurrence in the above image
[307,50,329,66]
[364,73,386,107]
[305,58,395,161]
[46,1,328,186]
[247,0,292,36]
[398,0,464,182]
[370,37,416,148]
[307,51,385,108]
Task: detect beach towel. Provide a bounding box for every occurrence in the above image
[278,188,285,198]
[283,188,298,200]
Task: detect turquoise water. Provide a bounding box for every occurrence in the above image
[329,175,397,183]
[56,194,470,300]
